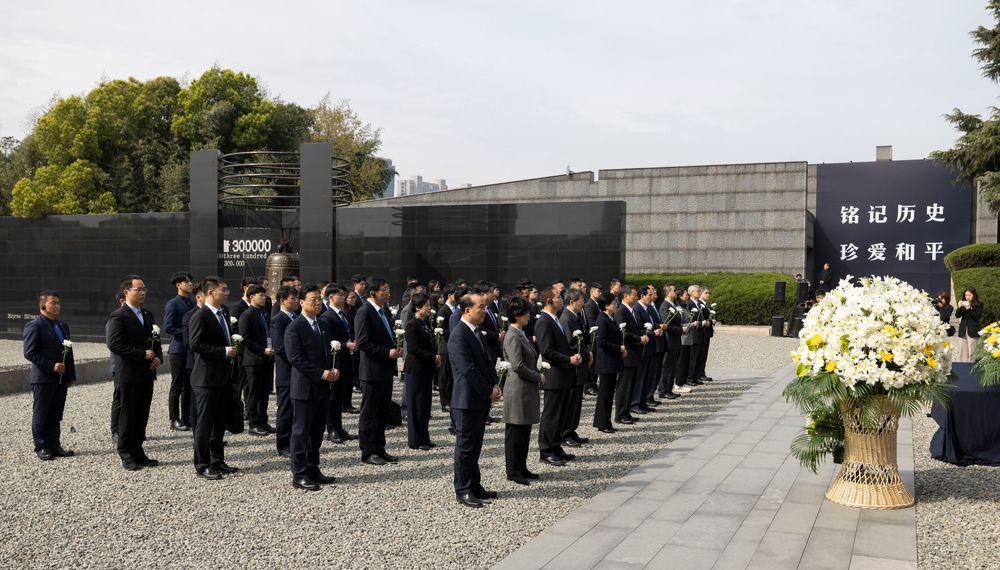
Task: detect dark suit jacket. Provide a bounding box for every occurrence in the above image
[270,311,295,387]
[355,300,397,382]
[957,302,984,338]
[164,295,195,354]
[319,307,354,377]
[584,298,600,329]
[181,305,199,370]
[107,305,162,384]
[637,302,661,357]
[231,298,250,321]
[560,308,590,386]
[535,311,575,390]
[594,312,623,375]
[437,303,455,356]
[659,300,683,351]
[285,315,334,401]
[615,304,643,368]
[687,299,705,344]
[404,317,437,375]
[448,320,497,410]
[238,307,271,367]
[23,316,76,384]
[189,305,234,388]
[479,303,501,363]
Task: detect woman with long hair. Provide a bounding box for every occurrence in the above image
[955,287,983,362]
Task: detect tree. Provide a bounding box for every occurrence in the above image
[10,159,115,217]
[933,1,1000,214]
[308,95,395,202]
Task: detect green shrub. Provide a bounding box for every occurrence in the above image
[952,267,1000,326]
[624,272,797,326]
[943,244,1000,272]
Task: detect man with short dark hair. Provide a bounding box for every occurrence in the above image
[583,283,602,396]
[657,285,682,400]
[108,291,126,442]
[23,290,76,461]
[560,288,591,448]
[271,285,299,457]
[107,275,162,471]
[537,289,581,466]
[240,283,275,436]
[320,283,358,443]
[355,276,400,465]
[615,284,646,425]
[164,271,195,431]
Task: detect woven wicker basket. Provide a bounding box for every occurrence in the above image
[825,397,913,509]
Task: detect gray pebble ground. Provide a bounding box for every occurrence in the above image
[0,333,797,568]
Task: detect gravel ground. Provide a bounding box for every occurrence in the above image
[914,411,1000,570]
[0,335,767,569]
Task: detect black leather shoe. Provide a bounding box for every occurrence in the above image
[427,441,438,448]
[37,449,54,461]
[409,444,431,451]
[277,449,291,458]
[170,420,191,431]
[639,405,654,412]
[564,438,582,448]
[523,470,540,480]
[617,417,635,425]
[139,457,159,467]
[263,424,277,433]
[688,379,704,386]
[344,406,360,414]
[541,456,567,466]
[362,455,387,466]
[328,432,345,444]
[507,474,530,485]
[338,431,358,441]
[51,446,74,457]
[557,452,576,461]
[662,393,679,400]
[313,472,336,485]
[473,488,498,503]
[378,452,399,464]
[293,478,320,491]
[456,493,484,508]
[122,460,143,471]
[630,407,647,415]
[701,376,713,382]
[647,398,662,406]
[248,426,269,437]
[198,468,222,480]
[599,427,617,434]
[216,462,239,474]
[572,435,590,444]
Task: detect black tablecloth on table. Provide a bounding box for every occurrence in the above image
[930,362,1000,466]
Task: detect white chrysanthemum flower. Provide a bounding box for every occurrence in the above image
[62,340,73,348]
[151,325,160,336]
[331,340,342,351]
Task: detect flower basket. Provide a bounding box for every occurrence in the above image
[825,397,912,509]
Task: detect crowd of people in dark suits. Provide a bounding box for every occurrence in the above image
[22,273,717,508]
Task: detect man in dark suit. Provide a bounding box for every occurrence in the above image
[239,283,275,436]
[657,285,682,400]
[271,285,299,457]
[436,285,457,413]
[696,288,716,382]
[355,276,400,465]
[628,288,654,416]
[108,291,125,442]
[559,288,591,448]
[231,277,257,320]
[537,289,583,466]
[320,283,358,444]
[285,284,340,491]
[23,290,76,461]
[106,275,162,471]
[473,281,502,364]
[583,283,602,396]
[181,285,205,428]
[164,271,195,432]
[687,285,706,386]
[635,285,664,411]
[615,285,647,425]
[449,293,501,507]
[188,276,240,480]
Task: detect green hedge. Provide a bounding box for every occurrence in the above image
[952,267,1000,326]
[624,272,796,326]
[944,244,1000,272]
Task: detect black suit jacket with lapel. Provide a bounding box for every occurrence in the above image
[560,308,590,386]
[285,315,334,401]
[535,311,574,391]
[437,303,454,356]
[107,305,162,384]
[270,311,295,387]
[189,305,234,388]
[479,303,501,363]
[238,307,271,367]
[23,316,76,385]
[355,300,397,382]
[448,321,496,410]
[658,300,683,351]
[615,304,643,368]
[404,317,437,376]
[320,307,354,377]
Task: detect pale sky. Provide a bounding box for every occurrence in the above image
[1,1,997,188]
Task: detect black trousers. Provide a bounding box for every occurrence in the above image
[110,383,121,435]
[275,383,292,454]
[243,364,270,428]
[505,423,532,477]
[696,337,711,378]
[168,353,190,423]
[291,398,327,480]
[631,355,653,410]
[538,388,572,458]
[647,351,663,399]
[326,372,355,435]
[593,373,618,430]
[404,372,432,447]
[187,367,198,428]
[688,343,702,381]
[659,346,678,394]
[31,382,68,451]
[453,406,489,494]
[358,380,392,458]
[564,384,585,438]
[192,386,227,472]
[117,381,153,462]
[437,354,453,410]
[676,345,692,387]
[615,367,636,421]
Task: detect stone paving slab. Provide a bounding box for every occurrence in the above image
[493,365,917,570]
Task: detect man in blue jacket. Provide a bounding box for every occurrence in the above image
[23,290,76,461]
[448,293,501,508]
[164,271,195,431]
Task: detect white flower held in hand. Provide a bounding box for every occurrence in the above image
[231,334,244,344]
[590,326,598,334]
[434,327,444,334]
[540,361,551,371]
[644,322,653,331]
[501,316,509,322]
[619,323,627,331]
[62,340,73,349]
[395,320,402,327]
[331,340,342,351]
[151,324,160,336]
[497,361,511,372]
[573,329,583,337]
[395,328,405,336]
[436,316,444,323]
[230,316,237,325]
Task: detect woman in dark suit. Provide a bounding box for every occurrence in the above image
[933,290,954,337]
[403,292,439,450]
[956,287,984,362]
[501,296,544,485]
[593,292,623,433]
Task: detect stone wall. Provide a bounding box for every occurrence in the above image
[349,163,810,276]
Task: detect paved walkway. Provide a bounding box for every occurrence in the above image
[494,365,917,570]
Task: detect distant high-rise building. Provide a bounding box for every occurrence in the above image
[397,175,447,197]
